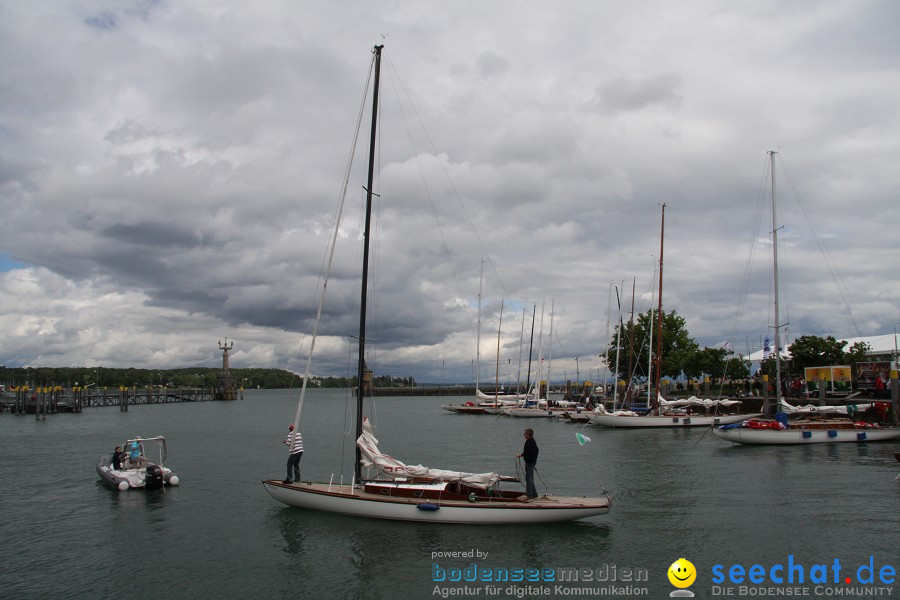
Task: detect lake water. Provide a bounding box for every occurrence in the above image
[1,389,897,600]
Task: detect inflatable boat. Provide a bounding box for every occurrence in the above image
[96,436,180,491]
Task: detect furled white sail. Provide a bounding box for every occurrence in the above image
[659,396,743,410]
[778,400,875,415]
[356,419,499,489]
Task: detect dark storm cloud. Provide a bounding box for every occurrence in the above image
[0,1,896,382]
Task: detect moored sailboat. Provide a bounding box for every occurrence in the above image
[712,152,900,445]
[590,394,754,428]
[591,204,761,428]
[262,45,610,523]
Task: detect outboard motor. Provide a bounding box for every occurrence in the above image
[143,464,164,490]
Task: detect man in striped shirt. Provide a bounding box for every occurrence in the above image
[283,424,303,484]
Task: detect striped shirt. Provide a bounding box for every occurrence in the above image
[285,431,303,454]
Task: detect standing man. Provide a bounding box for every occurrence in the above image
[129,439,145,468]
[516,428,539,499]
[283,424,303,484]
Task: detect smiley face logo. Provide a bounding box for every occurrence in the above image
[667,558,696,588]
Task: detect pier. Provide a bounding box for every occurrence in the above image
[1,340,244,418]
[0,386,239,418]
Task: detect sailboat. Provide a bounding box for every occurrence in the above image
[262,45,610,523]
[441,262,524,415]
[590,204,760,428]
[712,152,900,445]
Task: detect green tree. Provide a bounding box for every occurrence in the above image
[845,341,872,368]
[787,335,848,373]
[724,356,750,380]
[683,347,728,380]
[606,309,699,381]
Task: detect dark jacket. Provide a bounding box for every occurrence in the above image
[522,437,539,465]
[112,451,125,470]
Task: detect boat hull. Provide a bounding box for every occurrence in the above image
[262,481,609,524]
[96,456,179,490]
[712,426,900,445]
[440,404,485,414]
[589,413,759,428]
[505,408,555,418]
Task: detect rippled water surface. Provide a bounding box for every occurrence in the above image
[1,389,897,599]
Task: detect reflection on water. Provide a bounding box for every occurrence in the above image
[1,390,898,600]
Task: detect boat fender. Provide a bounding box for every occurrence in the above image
[417,503,440,511]
[468,493,477,503]
[857,432,867,441]
[166,474,180,486]
[117,480,129,492]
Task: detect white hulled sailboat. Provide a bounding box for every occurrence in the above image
[263,45,610,522]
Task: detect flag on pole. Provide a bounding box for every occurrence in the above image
[575,432,592,446]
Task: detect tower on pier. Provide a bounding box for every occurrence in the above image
[215,338,238,401]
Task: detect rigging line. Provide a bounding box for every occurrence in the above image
[333,337,357,479]
[777,155,863,337]
[731,157,771,342]
[717,155,771,392]
[292,61,379,379]
[382,54,478,343]
[620,267,657,399]
[382,54,520,328]
[367,79,384,381]
[291,51,376,431]
[713,153,771,384]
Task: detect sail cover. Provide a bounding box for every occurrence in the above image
[778,400,875,415]
[356,419,499,489]
[659,396,742,410]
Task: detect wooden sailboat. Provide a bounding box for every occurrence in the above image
[712,152,900,444]
[590,204,760,428]
[263,45,610,522]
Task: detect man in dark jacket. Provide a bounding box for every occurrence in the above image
[516,428,539,499]
[112,446,125,470]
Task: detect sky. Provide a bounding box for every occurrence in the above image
[1,0,898,384]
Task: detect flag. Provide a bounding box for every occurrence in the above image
[575,432,592,446]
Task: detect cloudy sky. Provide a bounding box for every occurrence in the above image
[1,1,898,384]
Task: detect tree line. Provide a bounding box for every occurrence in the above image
[0,366,419,390]
[606,309,876,385]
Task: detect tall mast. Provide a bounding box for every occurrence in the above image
[770,150,782,415]
[653,203,666,410]
[476,259,483,394]
[627,277,635,404]
[516,308,525,395]
[493,301,504,402]
[647,305,654,405]
[524,305,536,398]
[613,284,622,409]
[356,44,383,483]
